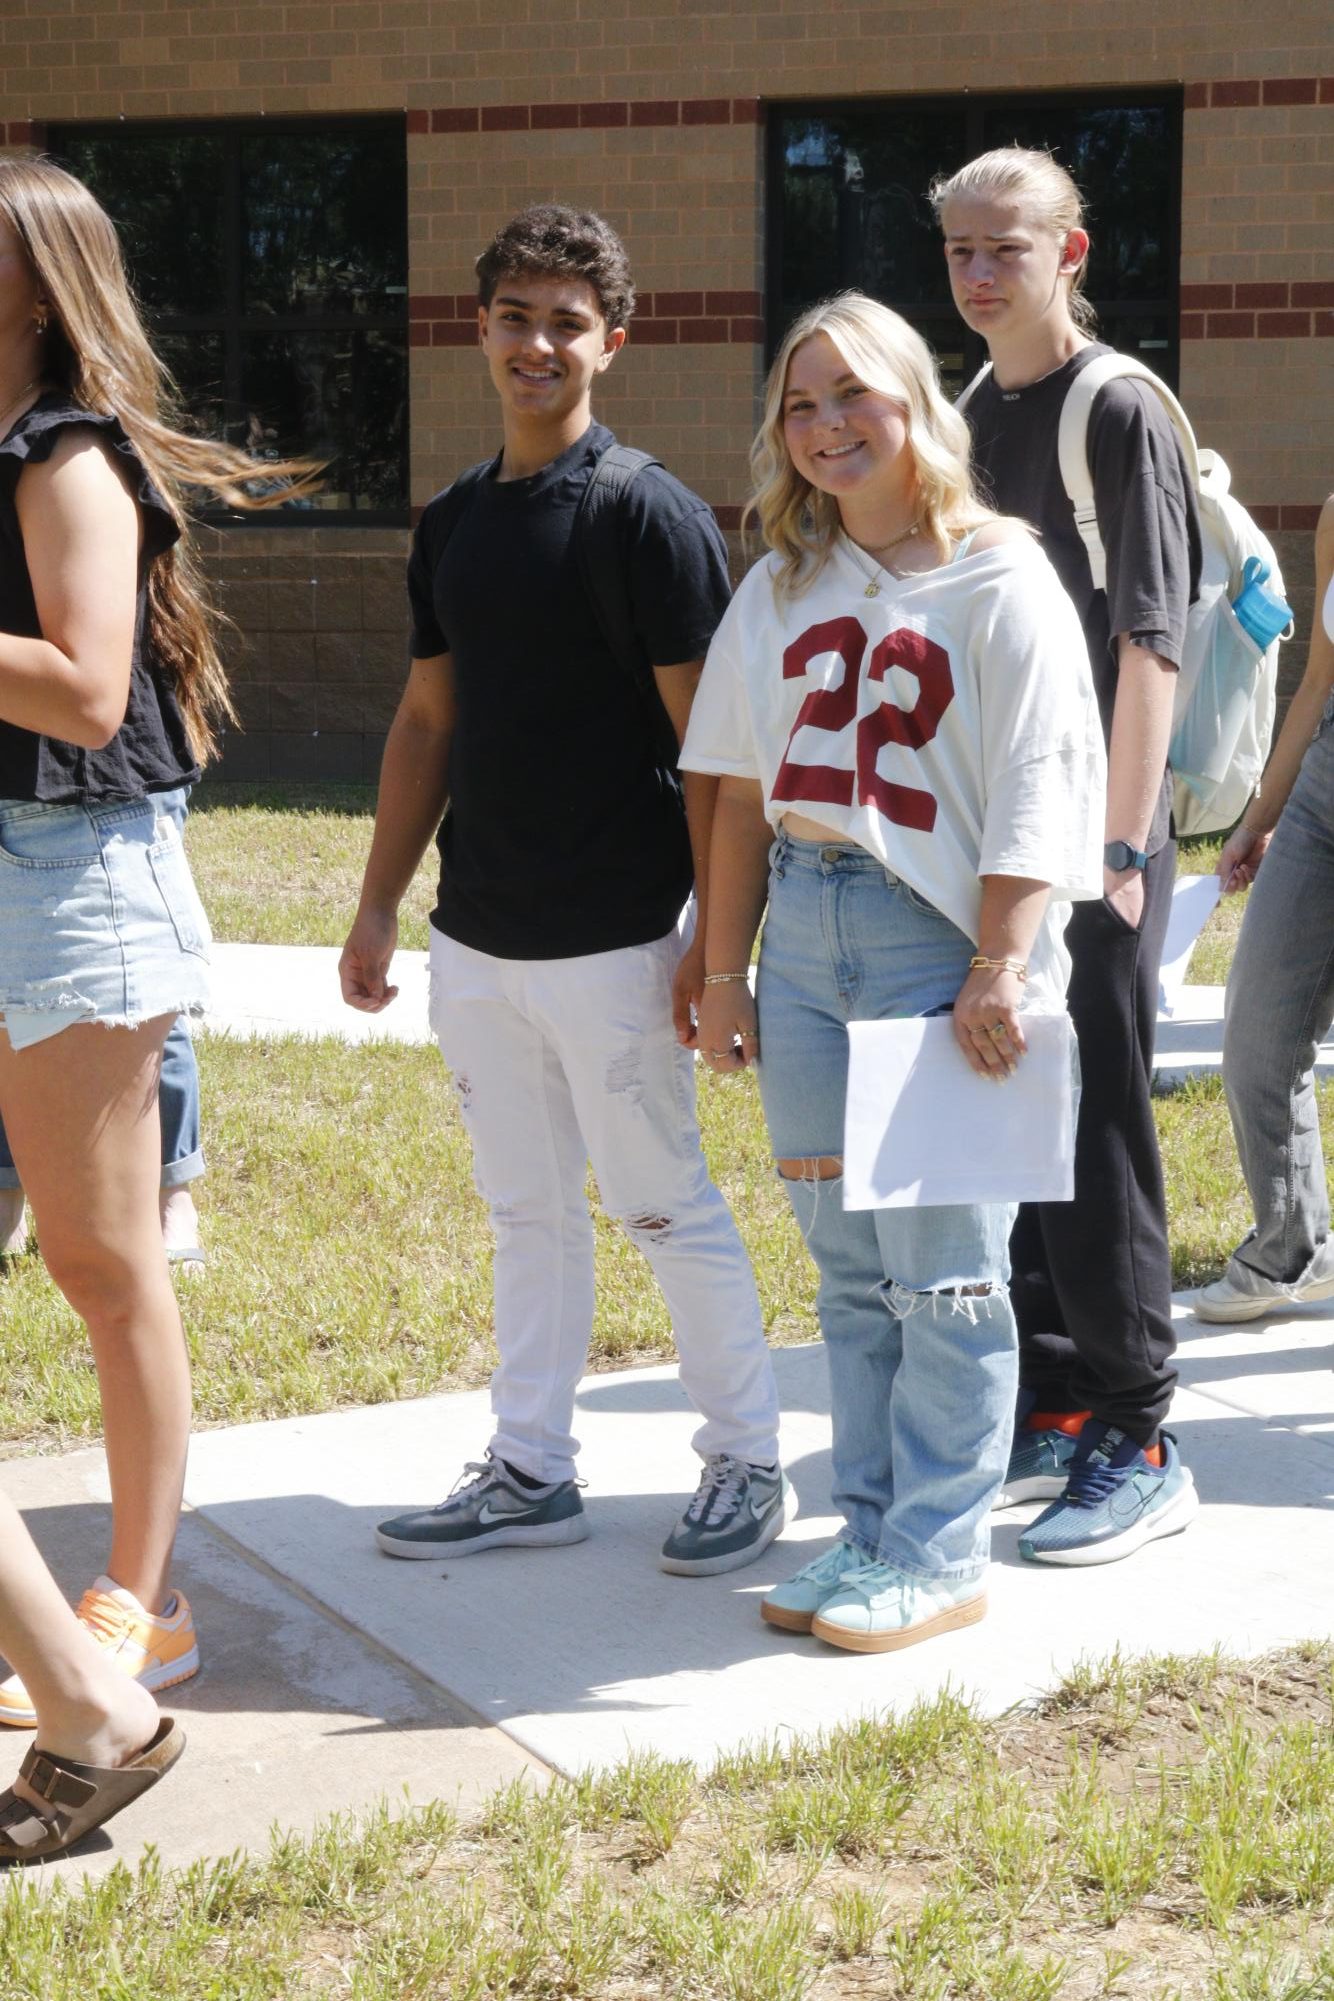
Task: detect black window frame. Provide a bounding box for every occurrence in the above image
[765,88,1184,392]
[48,113,411,530]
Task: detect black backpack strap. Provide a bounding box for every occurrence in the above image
[574,444,683,774]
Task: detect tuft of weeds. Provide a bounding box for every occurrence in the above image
[825,1881,886,1960]
[570,1747,699,1859]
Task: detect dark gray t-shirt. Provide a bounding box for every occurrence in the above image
[964,344,1202,853]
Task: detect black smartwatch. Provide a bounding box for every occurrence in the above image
[1104,839,1148,872]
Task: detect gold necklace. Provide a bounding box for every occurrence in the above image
[846,520,922,597]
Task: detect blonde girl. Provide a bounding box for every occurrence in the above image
[681,292,1104,1651]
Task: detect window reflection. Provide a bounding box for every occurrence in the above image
[770,97,1180,390]
[50,120,409,521]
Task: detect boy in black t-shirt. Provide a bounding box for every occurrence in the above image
[340,205,787,1575]
[933,149,1203,1567]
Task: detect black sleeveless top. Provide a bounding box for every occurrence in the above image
[0,397,200,803]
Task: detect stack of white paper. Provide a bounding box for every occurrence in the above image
[843,1013,1078,1209]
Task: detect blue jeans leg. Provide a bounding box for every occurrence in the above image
[1222,709,1334,1285]
[755,833,1017,1581]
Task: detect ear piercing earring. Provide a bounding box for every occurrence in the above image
[34,304,49,334]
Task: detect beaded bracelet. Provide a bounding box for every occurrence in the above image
[968,955,1028,982]
[703,972,751,986]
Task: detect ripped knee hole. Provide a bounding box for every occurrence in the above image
[776,1156,842,1182]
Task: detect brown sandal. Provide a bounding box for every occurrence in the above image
[0,1716,184,1861]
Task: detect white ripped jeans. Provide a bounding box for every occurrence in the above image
[428,922,781,1484]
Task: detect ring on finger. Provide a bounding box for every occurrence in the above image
[738,1030,758,1041]
[987,1023,1008,1039]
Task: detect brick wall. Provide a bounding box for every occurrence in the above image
[0,1,1329,772]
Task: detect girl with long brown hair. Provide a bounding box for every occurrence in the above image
[0,153,306,1856]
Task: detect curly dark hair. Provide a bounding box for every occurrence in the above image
[475,204,636,329]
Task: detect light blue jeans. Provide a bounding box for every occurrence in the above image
[755,833,1017,1582]
[1222,696,1334,1287]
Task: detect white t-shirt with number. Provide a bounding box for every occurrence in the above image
[681,531,1107,1009]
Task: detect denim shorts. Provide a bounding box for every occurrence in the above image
[0,794,211,1052]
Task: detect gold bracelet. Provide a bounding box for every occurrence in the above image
[969,955,1028,982]
[703,972,751,985]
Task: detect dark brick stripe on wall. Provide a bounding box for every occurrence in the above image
[408,99,760,134]
[1181,282,1334,341]
[1184,76,1333,107]
[1250,505,1325,531]
[1,121,42,145]
[408,291,764,347]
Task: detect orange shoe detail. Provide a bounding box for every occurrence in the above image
[0,1576,199,1728]
[1142,1441,1164,1467]
[1024,1409,1092,1437]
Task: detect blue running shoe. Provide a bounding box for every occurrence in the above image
[998,1422,1079,1507]
[1019,1424,1199,1566]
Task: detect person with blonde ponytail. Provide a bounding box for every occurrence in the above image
[0,154,308,1851]
[935,148,1204,1566]
[681,293,1104,1651]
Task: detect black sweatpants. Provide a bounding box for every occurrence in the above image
[1009,839,1178,1445]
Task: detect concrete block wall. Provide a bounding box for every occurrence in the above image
[0,0,1328,772]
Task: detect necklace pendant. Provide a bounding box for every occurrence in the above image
[863,580,880,598]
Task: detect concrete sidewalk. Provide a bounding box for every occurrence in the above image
[7,1290,1332,1883]
[203,943,1334,1081]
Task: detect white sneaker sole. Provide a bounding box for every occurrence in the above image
[812,1589,987,1654]
[375,1514,589,1559]
[1021,1475,1200,1567]
[994,1472,1069,1508]
[659,1487,796,1578]
[1193,1275,1334,1324]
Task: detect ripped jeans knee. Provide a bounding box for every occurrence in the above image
[884,1276,1010,1325]
[776,1155,842,1182]
[618,1209,675,1245]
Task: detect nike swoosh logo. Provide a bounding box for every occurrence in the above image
[478,1500,543,1526]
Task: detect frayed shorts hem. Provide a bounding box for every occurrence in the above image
[0,995,207,1054]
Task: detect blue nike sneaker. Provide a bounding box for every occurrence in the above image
[998,1421,1079,1507]
[1018,1423,1199,1566]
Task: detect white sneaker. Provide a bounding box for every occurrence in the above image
[1194,1261,1334,1323]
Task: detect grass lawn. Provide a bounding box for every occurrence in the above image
[0,791,1312,1447]
[0,1033,815,1449]
[186,783,437,950]
[1,1028,1321,1448]
[2,1646,1331,1999]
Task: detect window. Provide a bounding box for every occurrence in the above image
[767,94,1182,396]
[51,119,410,524]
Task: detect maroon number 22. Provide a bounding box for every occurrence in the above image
[770,617,954,832]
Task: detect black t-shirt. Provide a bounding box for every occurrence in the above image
[965,344,1202,853]
[0,397,198,804]
[407,422,732,959]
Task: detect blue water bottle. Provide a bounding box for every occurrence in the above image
[1230,556,1293,650]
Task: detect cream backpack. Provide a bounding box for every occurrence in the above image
[960,354,1290,837]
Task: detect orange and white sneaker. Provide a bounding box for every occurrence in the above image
[0,1575,200,1728]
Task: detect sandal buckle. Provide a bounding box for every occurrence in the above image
[27,1754,58,1802]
